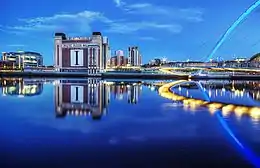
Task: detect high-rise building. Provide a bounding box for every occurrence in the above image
[117,56,125,67]
[124,57,128,66]
[128,46,141,66]
[116,50,124,57]
[110,56,117,67]
[54,32,109,74]
[116,50,124,67]
[102,36,109,70]
[106,47,112,68]
[108,50,128,67]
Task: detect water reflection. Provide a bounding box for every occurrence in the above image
[55,79,108,120]
[173,80,260,107]
[54,79,142,120]
[1,78,260,120]
[1,78,260,167]
[109,82,141,104]
[0,78,43,97]
[164,80,260,122]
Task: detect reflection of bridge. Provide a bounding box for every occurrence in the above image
[159,80,260,119]
[179,80,260,102]
[158,67,260,76]
[159,80,260,167]
[1,78,43,97]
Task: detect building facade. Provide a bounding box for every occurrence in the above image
[128,46,141,67]
[165,61,219,68]
[116,50,124,57]
[110,56,117,67]
[0,60,15,70]
[106,47,112,68]
[116,50,128,67]
[54,32,109,74]
[149,58,162,66]
[109,56,128,67]
[249,53,260,68]
[2,51,43,68]
[108,49,128,68]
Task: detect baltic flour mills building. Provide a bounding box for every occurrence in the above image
[54,32,109,74]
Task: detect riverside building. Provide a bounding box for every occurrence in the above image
[54,32,109,74]
[128,46,142,67]
[2,51,43,68]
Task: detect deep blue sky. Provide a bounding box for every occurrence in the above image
[1,0,260,65]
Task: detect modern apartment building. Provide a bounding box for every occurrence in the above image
[128,46,141,66]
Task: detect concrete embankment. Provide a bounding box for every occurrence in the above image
[1,71,260,80]
[101,72,189,80]
[190,75,260,80]
[0,72,101,78]
[0,71,189,80]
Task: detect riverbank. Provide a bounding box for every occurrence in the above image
[1,71,260,80]
[0,71,189,80]
[0,71,102,78]
[190,75,260,80]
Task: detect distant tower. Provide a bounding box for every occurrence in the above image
[115,50,124,67]
[116,50,124,57]
[102,36,109,70]
[128,46,141,66]
[106,47,111,68]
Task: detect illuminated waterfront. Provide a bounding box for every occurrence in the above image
[1,78,260,167]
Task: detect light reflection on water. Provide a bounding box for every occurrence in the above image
[0,78,260,167]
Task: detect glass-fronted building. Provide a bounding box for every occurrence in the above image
[2,51,43,68]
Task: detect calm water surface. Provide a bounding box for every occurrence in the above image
[1,78,260,168]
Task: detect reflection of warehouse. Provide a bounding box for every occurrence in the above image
[1,78,43,96]
[55,79,109,120]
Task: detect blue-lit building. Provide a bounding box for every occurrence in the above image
[2,51,43,68]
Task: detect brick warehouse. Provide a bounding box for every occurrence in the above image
[54,32,109,74]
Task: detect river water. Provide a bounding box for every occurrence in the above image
[0,78,260,168]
